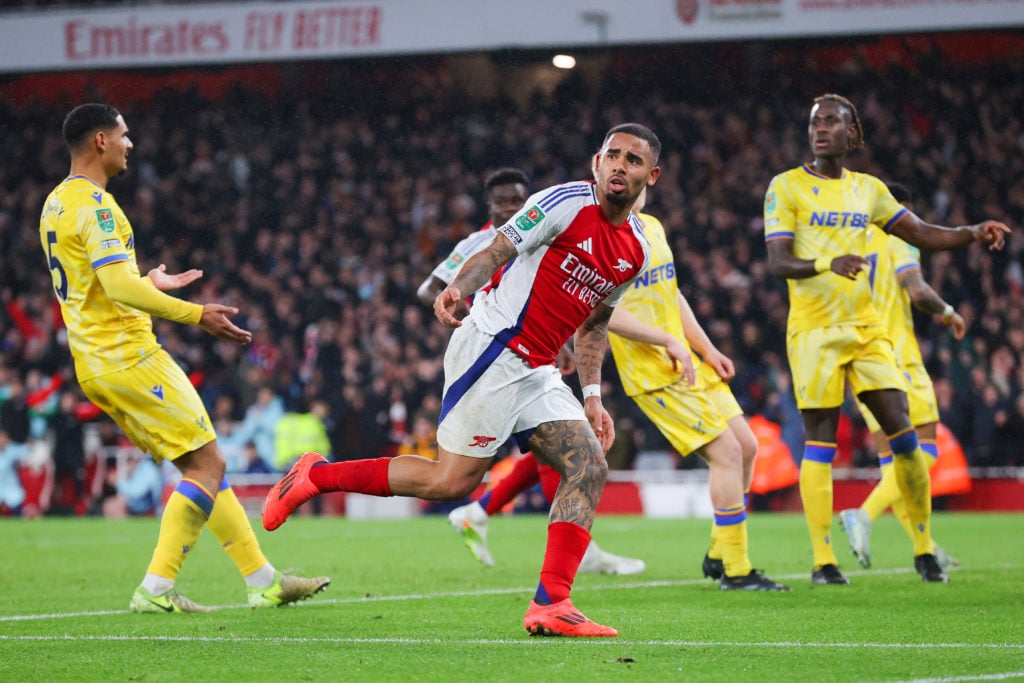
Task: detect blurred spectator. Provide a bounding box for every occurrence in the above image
[101,451,164,518]
[0,429,31,516]
[997,394,1024,467]
[220,385,284,470]
[968,383,1007,467]
[0,373,30,446]
[272,398,332,471]
[396,409,438,461]
[48,390,87,515]
[239,441,274,475]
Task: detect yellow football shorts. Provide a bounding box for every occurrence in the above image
[856,360,939,433]
[80,348,216,463]
[787,324,904,410]
[630,364,742,458]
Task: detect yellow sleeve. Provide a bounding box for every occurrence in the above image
[764,174,796,241]
[95,261,204,325]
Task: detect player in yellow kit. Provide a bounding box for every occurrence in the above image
[608,188,789,590]
[764,94,1009,584]
[40,103,329,612]
[839,182,963,570]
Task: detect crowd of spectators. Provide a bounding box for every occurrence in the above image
[1,34,1023,515]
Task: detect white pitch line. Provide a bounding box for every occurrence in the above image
[0,634,1022,650]
[893,674,1024,683]
[0,565,982,624]
[0,578,708,621]
[0,567,922,622]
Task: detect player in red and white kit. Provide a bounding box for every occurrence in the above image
[263,123,660,637]
[418,168,645,575]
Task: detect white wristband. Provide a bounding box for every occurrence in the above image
[941,304,954,320]
[582,384,601,400]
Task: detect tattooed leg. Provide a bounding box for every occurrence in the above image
[528,420,608,531]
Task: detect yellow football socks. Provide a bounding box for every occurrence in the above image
[888,429,934,556]
[206,481,269,578]
[862,454,899,521]
[714,507,752,577]
[800,444,837,568]
[146,478,214,580]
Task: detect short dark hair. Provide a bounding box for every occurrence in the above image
[62,103,121,151]
[484,167,529,194]
[885,181,913,205]
[602,123,661,164]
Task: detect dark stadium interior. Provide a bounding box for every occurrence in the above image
[2,32,1023,509]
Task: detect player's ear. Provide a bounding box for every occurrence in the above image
[647,166,661,187]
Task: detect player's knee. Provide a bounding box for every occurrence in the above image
[709,447,743,473]
[205,454,227,483]
[740,436,758,465]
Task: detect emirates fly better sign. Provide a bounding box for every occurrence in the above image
[1,0,1023,72]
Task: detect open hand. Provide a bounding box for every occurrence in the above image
[148,264,203,292]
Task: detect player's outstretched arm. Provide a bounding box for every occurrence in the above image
[890,213,1011,252]
[96,261,204,325]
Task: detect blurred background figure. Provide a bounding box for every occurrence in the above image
[101,450,164,519]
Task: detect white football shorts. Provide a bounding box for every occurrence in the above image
[437,317,586,458]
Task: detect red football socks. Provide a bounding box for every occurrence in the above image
[536,521,590,604]
[484,454,541,515]
[308,457,392,496]
[538,463,561,502]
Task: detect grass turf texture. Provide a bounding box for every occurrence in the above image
[1,512,1021,682]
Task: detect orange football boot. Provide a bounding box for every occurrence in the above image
[523,598,618,637]
[262,452,326,531]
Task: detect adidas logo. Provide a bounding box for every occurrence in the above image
[555,611,590,625]
[277,469,299,497]
[576,237,592,254]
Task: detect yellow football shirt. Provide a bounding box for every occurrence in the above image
[764,165,908,333]
[39,176,159,381]
[608,212,698,396]
[864,226,925,368]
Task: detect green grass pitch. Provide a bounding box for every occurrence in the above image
[1,511,1022,682]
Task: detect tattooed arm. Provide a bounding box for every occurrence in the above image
[574,304,615,452]
[433,233,517,328]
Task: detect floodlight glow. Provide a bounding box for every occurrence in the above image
[552,54,577,69]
